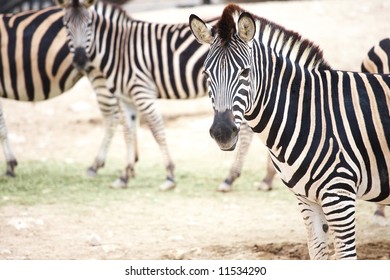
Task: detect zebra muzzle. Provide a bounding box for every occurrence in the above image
[73,47,88,69]
[209,110,239,151]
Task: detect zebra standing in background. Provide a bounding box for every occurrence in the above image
[0,5,159,186]
[361,38,390,226]
[0,4,273,192]
[190,4,390,259]
[56,0,276,191]
[0,6,128,180]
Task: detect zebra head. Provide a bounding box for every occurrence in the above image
[190,5,256,151]
[57,0,96,70]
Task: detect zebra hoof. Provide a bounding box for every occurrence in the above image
[372,214,388,227]
[159,180,176,191]
[110,177,128,189]
[6,160,17,177]
[86,167,98,177]
[217,182,232,192]
[254,181,272,191]
[5,170,15,177]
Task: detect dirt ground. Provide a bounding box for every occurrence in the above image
[1,0,390,260]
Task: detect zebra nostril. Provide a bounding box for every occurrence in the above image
[73,47,88,69]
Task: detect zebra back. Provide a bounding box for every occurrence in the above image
[61,0,214,100]
[0,6,81,101]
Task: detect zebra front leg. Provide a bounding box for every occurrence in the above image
[321,186,357,259]
[110,100,139,189]
[0,104,18,177]
[85,70,119,177]
[218,122,253,192]
[297,195,330,259]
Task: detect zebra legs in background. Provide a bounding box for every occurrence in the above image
[110,100,140,189]
[218,122,253,192]
[373,205,387,226]
[0,104,17,176]
[131,93,175,191]
[218,121,277,192]
[254,158,276,191]
[93,79,176,191]
[86,102,121,178]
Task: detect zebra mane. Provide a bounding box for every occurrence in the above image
[215,4,331,70]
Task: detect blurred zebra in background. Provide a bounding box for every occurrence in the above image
[0,6,121,178]
[57,0,276,191]
[361,38,390,226]
[362,38,390,74]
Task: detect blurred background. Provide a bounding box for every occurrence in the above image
[0,0,288,13]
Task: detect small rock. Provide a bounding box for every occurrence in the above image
[1,249,12,255]
[87,233,101,246]
[168,235,184,242]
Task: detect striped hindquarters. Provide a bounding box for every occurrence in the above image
[0,6,81,101]
[361,38,390,74]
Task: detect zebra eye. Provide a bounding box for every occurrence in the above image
[241,68,250,78]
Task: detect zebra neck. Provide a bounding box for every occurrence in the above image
[246,48,316,153]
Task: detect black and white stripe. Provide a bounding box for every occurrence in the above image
[190,4,390,259]
[361,38,390,226]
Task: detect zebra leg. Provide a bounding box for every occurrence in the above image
[254,156,276,191]
[0,103,18,177]
[218,122,253,192]
[86,97,119,177]
[372,204,387,226]
[110,100,139,189]
[134,95,175,191]
[297,195,330,259]
[321,187,357,259]
[85,70,120,177]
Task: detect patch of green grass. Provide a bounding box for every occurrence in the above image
[0,158,293,207]
[0,160,122,206]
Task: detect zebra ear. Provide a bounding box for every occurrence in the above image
[237,12,256,42]
[189,14,214,44]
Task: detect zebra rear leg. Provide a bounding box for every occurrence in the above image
[159,162,176,191]
[5,159,18,177]
[372,204,387,226]
[0,104,18,177]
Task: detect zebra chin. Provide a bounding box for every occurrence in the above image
[209,110,239,151]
